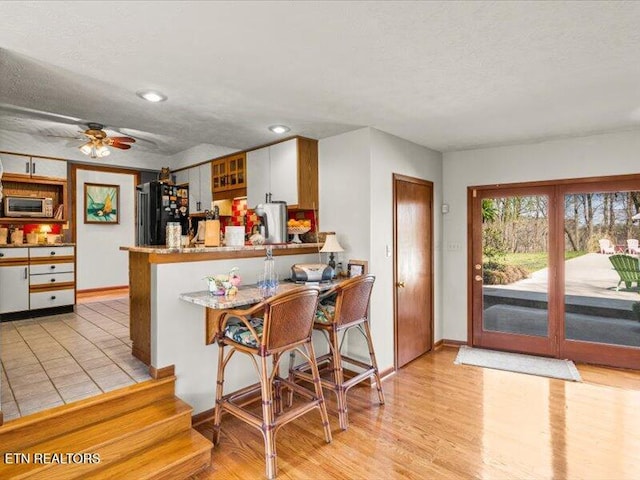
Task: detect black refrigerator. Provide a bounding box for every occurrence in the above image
[136,181,189,245]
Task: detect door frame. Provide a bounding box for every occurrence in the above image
[393,173,434,370]
[468,173,640,369]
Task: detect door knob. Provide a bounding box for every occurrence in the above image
[474,275,483,282]
[396,281,405,288]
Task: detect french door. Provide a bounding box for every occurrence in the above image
[470,176,640,369]
[471,185,559,357]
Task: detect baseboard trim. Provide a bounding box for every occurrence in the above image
[150,364,175,380]
[434,339,467,350]
[76,285,129,296]
[192,409,214,428]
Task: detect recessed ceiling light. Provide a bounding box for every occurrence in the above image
[136,90,168,103]
[268,125,290,134]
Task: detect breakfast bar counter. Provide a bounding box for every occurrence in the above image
[120,242,323,415]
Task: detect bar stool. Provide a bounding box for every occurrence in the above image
[288,274,385,430]
[212,286,332,480]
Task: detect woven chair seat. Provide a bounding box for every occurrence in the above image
[223,317,263,347]
[315,299,336,324]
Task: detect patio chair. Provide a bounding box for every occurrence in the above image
[609,254,640,292]
[599,239,615,254]
[627,239,640,255]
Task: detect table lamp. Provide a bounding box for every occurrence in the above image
[40,224,52,243]
[320,234,344,277]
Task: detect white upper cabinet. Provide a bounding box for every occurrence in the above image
[246,146,271,208]
[185,162,212,213]
[199,162,212,213]
[0,153,66,179]
[247,138,300,208]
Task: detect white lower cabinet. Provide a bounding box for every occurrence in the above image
[0,264,30,314]
[30,289,75,310]
[0,246,75,315]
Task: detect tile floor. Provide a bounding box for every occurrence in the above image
[1,297,151,421]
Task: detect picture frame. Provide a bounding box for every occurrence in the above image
[84,183,120,224]
[347,260,368,278]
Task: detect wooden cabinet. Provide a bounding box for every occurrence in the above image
[212,152,246,200]
[0,248,29,314]
[1,153,67,179]
[246,137,318,209]
[0,173,68,225]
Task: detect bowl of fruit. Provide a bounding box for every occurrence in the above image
[287,219,311,243]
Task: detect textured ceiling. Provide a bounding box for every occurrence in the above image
[1,1,640,156]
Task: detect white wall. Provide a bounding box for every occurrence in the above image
[75,169,136,289]
[169,143,239,170]
[319,127,443,371]
[442,129,640,341]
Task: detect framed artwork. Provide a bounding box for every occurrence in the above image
[84,183,120,224]
[347,260,368,278]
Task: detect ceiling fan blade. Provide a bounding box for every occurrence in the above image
[0,103,85,126]
[110,143,132,150]
[45,134,84,140]
[109,136,136,143]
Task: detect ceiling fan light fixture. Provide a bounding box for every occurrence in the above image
[268,125,290,134]
[96,145,110,157]
[79,143,93,155]
[136,90,168,103]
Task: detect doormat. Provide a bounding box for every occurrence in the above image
[454,346,582,382]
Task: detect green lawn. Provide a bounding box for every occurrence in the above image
[501,251,586,273]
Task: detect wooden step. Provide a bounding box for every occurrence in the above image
[83,430,212,480]
[0,376,176,453]
[0,396,193,480]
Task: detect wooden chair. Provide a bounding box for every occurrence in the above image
[212,286,332,480]
[609,254,640,292]
[288,274,385,430]
[627,239,640,255]
[599,238,615,254]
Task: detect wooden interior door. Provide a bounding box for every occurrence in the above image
[393,174,433,368]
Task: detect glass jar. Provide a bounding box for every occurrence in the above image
[166,222,181,249]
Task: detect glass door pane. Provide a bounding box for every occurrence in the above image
[563,191,640,349]
[481,195,550,339]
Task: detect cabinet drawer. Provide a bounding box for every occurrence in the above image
[0,248,30,260]
[30,289,75,310]
[30,246,74,258]
[30,262,74,275]
[30,272,75,286]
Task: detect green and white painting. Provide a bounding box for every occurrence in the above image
[84,183,119,224]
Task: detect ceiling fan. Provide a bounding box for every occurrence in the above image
[77,123,136,158]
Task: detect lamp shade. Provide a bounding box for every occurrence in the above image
[320,234,344,253]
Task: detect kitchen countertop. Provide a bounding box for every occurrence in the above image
[120,242,322,254]
[0,243,75,248]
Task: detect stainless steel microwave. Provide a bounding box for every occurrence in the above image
[3,196,54,218]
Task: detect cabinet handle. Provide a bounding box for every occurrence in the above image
[50,251,56,256]
[51,295,56,300]
[26,161,30,174]
[32,162,36,174]
[0,252,4,257]
[50,278,56,283]
[24,267,28,279]
[50,265,56,270]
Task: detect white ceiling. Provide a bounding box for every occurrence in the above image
[1,1,640,157]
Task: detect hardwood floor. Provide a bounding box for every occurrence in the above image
[192,347,640,480]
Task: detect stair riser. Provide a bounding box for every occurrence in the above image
[149,450,212,480]
[0,379,175,452]
[20,411,193,480]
